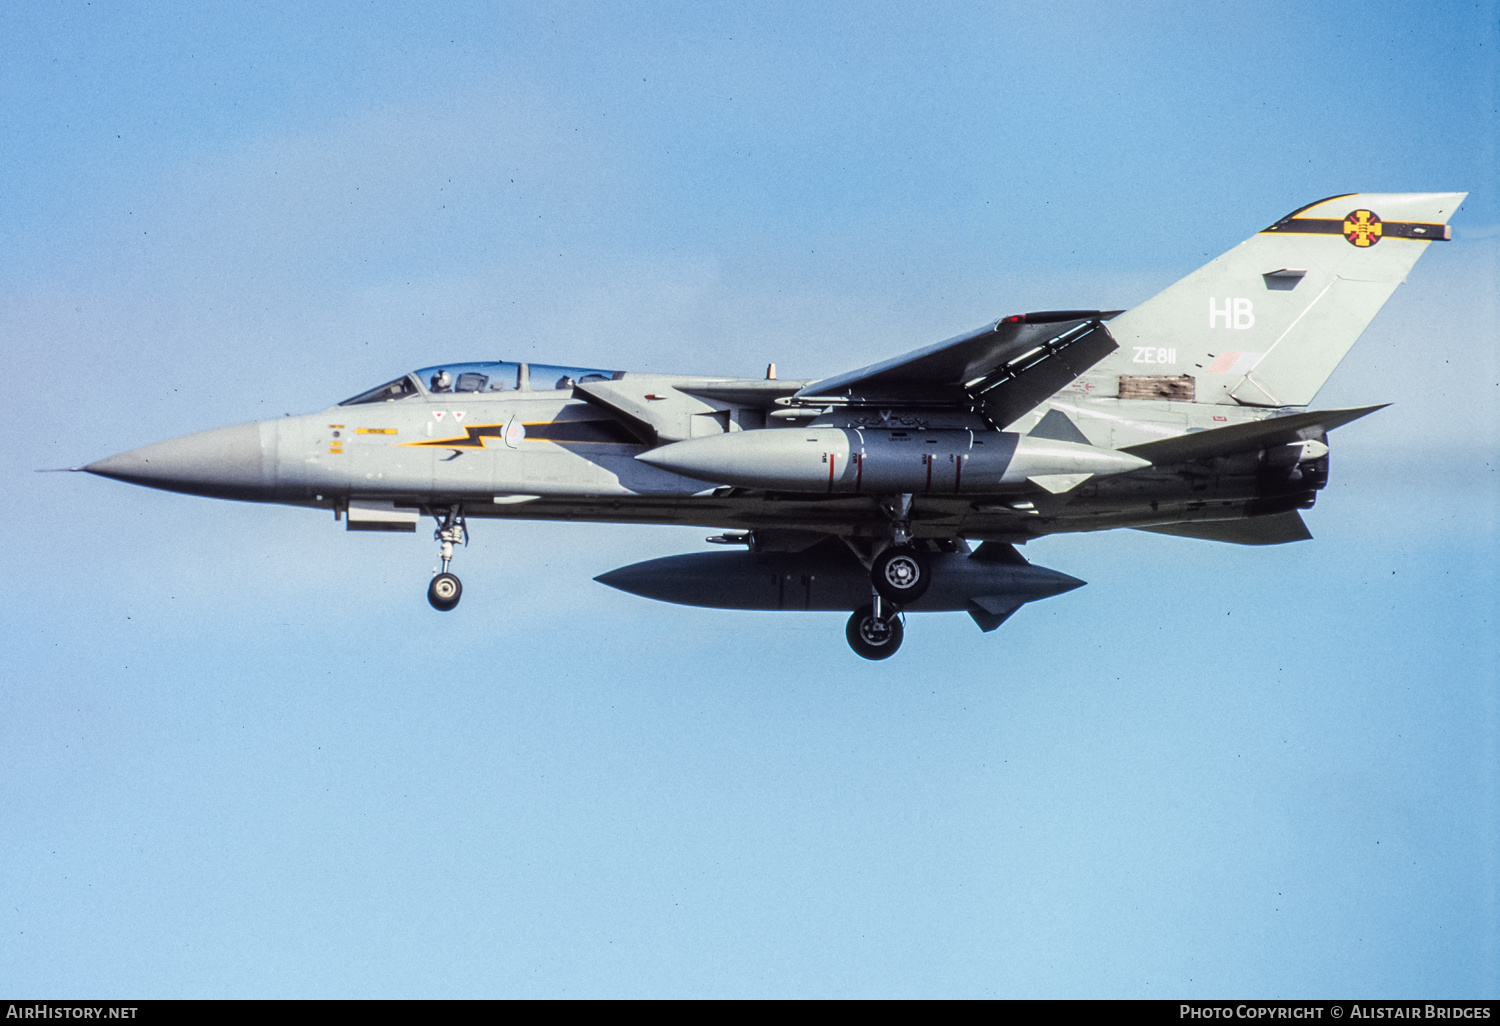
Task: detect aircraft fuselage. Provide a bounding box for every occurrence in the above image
[85,379,1317,544]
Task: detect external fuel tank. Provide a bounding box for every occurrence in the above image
[636,426,1149,493]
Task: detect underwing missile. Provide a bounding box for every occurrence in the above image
[635,427,1149,494]
[595,539,1084,631]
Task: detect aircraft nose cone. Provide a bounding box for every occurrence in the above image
[86,421,271,500]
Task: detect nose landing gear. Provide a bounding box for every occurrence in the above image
[428,505,467,611]
[428,572,462,611]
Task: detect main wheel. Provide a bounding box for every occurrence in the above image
[846,604,904,660]
[428,572,462,611]
[871,546,931,604]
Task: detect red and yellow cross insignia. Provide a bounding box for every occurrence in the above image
[1343,209,1383,247]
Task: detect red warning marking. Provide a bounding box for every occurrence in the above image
[453,411,466,423]
[827,453,836,492]
[433,411,446,421]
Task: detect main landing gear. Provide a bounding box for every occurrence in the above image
[427,505,467,612]
[846,593,904,660]
[869,492,931,605]
[851,546,923,658]
[848,540,940,657]
[844,493,936,658]
[871,545,930,604]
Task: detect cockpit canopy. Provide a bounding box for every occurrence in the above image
[340,360,620,406]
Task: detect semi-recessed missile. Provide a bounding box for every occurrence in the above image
[635,427,1149,493]
[595,539,1085,630]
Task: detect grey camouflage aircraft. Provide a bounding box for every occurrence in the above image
[83,192,1464,658]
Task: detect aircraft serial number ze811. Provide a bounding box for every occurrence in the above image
[83,193,1464,658]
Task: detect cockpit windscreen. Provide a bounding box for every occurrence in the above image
[339,376,421,406]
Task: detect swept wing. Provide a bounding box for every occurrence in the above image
[794,310,1120,427]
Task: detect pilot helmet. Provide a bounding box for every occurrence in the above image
[431,370,452,389]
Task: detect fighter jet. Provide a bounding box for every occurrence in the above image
[82,192,1464,658]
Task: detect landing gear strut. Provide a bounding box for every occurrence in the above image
[846,592,904,660]
[870,493,930,605]
[428,505,467,611]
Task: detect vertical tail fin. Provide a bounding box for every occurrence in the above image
[1087,193,1466,407]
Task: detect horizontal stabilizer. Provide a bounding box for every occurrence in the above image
[1136,511,1312,546]
[1122,405,1385,464]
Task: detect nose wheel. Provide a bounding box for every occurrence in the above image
[428,505,468,612]
[428,572,462,611]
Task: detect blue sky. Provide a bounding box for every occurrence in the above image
[2,1,1496,997]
